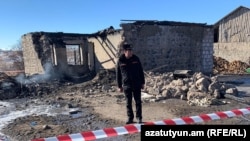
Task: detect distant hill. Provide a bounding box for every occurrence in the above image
[0,50,24,71]
[0,48,11,51]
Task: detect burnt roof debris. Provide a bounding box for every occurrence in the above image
[120,19,212,27]
[91,26,121,38]
[23,31,91,38]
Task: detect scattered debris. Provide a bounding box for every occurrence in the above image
[213,56,250,74]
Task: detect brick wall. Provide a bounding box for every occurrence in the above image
[120,22,214,74]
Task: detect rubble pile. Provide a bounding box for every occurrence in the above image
[213,56,250,74]
[0,61,244,107]
[77,70,238,107]
[143,71,237,106]
[0,73,71,100]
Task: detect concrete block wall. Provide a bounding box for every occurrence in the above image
[214,42,250,64]
[201,28,214,73]
[22,33,45,75]
[121,22,214,74]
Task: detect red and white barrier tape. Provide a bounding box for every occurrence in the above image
[31,107,250,141]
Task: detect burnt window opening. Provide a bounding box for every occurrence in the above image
[66,45,83,65]
[214,27,219,43]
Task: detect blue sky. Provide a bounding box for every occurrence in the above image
[0,0,249,50]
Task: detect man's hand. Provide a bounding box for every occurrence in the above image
[118,87,123,92]
[141,84,145,90]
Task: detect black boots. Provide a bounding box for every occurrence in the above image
[126,119,133,124]
[137,118,142,124]
[126,118,142,124]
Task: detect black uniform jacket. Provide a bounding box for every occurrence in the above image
[116,54,145,89]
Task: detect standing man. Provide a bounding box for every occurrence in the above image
[116,43,145,124]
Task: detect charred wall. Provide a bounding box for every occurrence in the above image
[22,32,90,80]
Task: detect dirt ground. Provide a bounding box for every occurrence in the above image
[1,73,250,141]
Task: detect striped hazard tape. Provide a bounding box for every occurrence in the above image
[31,107,250,141]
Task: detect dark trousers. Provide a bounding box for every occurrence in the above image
[124,88,142,120]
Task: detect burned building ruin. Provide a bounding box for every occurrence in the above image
[21,6,250,81]
[22,32,92,80]
[21,28,122,81]
[22,21,214,81]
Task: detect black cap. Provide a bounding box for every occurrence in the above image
[122,43,132,50]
